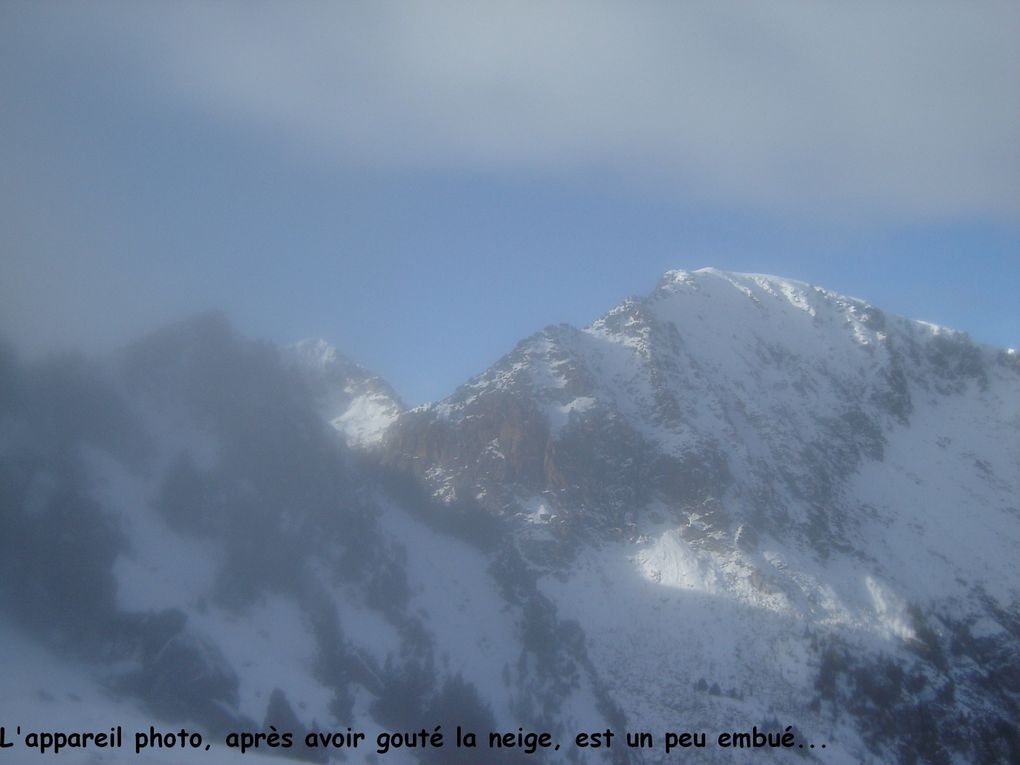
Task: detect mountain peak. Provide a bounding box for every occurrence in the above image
[290,337,341,368]
[287,339,403,447]
[386,267,1009,558]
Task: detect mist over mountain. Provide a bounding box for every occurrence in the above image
[1,269,1018,764]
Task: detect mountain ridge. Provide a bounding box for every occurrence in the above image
[0,267,1017,764]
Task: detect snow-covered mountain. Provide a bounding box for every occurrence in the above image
[1,270,1017,764]
[384,267,1020,762]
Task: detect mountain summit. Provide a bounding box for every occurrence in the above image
[289,338,403,447]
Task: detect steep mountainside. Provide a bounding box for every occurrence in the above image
[1,270,1017,764]
[383,268,1020,762]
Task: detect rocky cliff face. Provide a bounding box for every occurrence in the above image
[1,270,1018,764]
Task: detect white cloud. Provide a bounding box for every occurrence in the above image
[10,1,1020,218]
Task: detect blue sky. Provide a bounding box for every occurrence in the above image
[1,3,1017,404]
